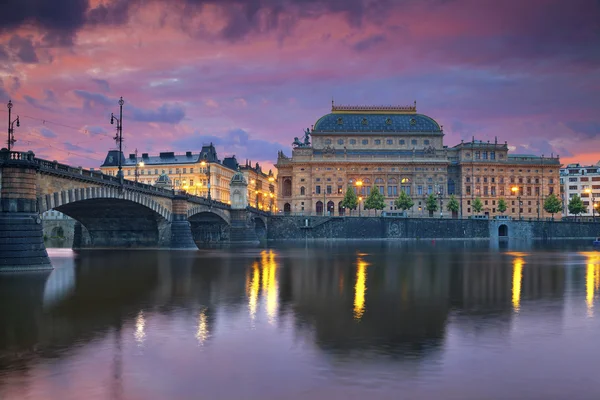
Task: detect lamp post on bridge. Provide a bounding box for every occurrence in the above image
[110,97,125,180]
[6,100,19,151]
[134,149,144,183]
[200,157,211,201]
[268,171,275,212]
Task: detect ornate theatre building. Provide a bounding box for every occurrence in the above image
[275,102,561,219]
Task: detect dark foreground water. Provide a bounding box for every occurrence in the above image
[2,241,600,400]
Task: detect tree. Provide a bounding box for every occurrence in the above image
[567,194,585,217]
[497,198,507,214]
[341,187,358,212]
[394,191,414,212]
[544,194,562,219]
[364,185,385,213]
[447,195,459,217]
[472,197,483,214]
[426,194,438,216]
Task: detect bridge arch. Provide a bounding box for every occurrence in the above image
[38,187,172,248]
[38,187,171,221]
[187,205,231,225]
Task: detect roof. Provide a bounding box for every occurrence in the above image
[100,143,224,168]
[312,104,442,133]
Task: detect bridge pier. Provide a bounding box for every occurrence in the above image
[171,195,197,249]
[0,150,52,272]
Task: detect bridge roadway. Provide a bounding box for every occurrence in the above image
[0,149,269,272]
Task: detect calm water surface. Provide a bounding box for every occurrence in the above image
[2,241,600,400]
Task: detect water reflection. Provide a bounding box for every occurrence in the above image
[196,308,210,345]
[353,257,368,321]
[512,257,524,312]
[134,310,146,345]
[1,242,600,400]
[586,254,600,316]
[261,250,279,324]
[247,262,260,321]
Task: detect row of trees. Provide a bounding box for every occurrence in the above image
[339,185,583,218]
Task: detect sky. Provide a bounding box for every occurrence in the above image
[0,0,599,171]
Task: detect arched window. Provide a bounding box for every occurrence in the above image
[375,178,384,184]
[363,178,371,184]
[388,178,398,184]
[300,186,306,196]
[316,201,323,215]
[283,178,292,197]
[401,177,411,183]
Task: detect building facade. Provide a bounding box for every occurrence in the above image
[100,144,277,208]
[560,162,600,216]
[276,103,561,219]
[240,161,277,212]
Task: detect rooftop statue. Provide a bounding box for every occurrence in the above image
[303,128,311,146]
[292,128,312,148]
[292,128,310,147]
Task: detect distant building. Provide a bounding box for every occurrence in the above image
[560,162,600,216]
[100,144,277,209]
[276,102,561,219]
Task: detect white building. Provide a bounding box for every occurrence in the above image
[560,162,600,216]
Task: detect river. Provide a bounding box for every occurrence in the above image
[1,240,600,399]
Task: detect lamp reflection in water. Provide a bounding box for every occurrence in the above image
[586,255,600,317]
[261,250,279,325]
[196,308,210,345]
[246,262,260,321]
[512,258,524,312]
[354,258,369,321]
[134,310,146,345]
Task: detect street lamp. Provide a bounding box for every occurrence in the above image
[358,196,363,217]
[134,149,144,183]
[355,180,363,216]
[438,190,443,218]
[6,100,19,151]
[110,97,125,180]
[268,171,275,212]
[200,158,211,201]
[511,186,521,220]
[585,188,595,219]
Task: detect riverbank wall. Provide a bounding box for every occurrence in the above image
[267,216,600,241]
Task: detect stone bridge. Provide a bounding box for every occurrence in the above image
[0,150,269,272]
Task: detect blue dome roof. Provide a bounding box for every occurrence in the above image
[313,105,441,133]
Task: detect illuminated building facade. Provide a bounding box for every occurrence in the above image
[560,162,600,217]
[100,144,276,208]
[276,102,561,219]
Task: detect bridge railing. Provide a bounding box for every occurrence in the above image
[34,157,175,197]
[184,193,231,209]
[0,150,36,162]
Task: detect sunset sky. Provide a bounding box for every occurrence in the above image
[0,0,599,170]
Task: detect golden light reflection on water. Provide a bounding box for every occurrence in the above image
[584,253,600,316]
[196,308,209,345]
[261,250,279,325]
[247,262,260,321]
[512,258,524,312]
[354,258,368,321]
[134,310,146,345]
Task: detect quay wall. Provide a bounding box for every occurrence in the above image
[267,216,600,241]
